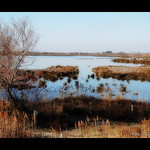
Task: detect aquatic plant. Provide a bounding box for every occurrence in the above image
[97,84,104,93]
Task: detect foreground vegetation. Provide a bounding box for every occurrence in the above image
[0,99,35,138]
[61,116,150,138]
[1,95,150,138]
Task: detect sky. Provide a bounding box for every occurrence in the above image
[0,12,150,53]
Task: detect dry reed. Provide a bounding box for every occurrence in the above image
[0,99,35,138]
[61,116,150,138]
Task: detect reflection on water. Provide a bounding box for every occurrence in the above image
[13,56,150,102]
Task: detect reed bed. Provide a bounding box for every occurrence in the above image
[112,58,150,65]
[59,117,150,138]
[0,98,36,138]
[92,65,150,82]
[1,96,150,138]
[20,93,150,131]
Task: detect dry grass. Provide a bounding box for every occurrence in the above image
[92,65,150,81]
[21,94,150,130]
[1,97,150,138]
[61,117,150,138]
[0,98,35,138]
[112,58,150,65]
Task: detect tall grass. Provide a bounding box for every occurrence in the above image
[1,97,150,138]
[62,116,150,138]
[0,98,35,138]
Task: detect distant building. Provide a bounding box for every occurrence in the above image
[103,51,113,54]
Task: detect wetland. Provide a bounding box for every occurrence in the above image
[15,55,150,102]
[2,55,150,130]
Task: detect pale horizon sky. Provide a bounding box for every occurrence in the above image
[0,12,150,53]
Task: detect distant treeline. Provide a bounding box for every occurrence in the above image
[1,51,150,58]
[26,51,129,57]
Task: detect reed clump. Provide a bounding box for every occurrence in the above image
[64,116,113,138]
[92,65,150,82]
[97,84,104,93]
[112,58,150,65]
[0,98,35,138]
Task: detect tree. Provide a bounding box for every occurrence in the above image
[0,17,39,101]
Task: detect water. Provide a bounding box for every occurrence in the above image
[18,56,150,102]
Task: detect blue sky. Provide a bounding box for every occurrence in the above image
[0,12,150,53]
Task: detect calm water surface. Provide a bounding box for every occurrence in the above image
[20,56,150,102]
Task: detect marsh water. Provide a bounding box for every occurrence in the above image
[16,55,150,102]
